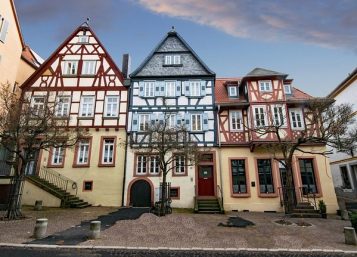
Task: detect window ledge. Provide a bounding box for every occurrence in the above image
[231,193,250,198]
[54,116,70,120]
[98,163,115,167]
[62,75,77,78]
[258,193,278,198]
[72,164,90,168]
[163,64,183,67]
[47,164,64,168]
[81,75,96,78]
[78,116,94,120]
[103,116,119,120]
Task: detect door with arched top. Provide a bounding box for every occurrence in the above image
[130,180,152,207]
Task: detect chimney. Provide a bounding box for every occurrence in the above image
[122,54,131,79]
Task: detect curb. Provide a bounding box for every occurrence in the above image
[0,243,356,254]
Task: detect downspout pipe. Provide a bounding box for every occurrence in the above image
[217,105,224,208]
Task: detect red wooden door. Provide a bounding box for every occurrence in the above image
[198,166,214,196]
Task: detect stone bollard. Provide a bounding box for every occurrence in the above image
[89,221,101,239]
[344,227,357,245]
[34,200,43,211]
[341,210,349,220]
[33,218,48,239]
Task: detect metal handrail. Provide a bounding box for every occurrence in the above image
[298,186,317,209]
[38,166,77,196]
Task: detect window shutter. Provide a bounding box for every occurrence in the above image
[132,113,138,131]
[176,81,181,96]
[0,20,9,42]
[139,82,144,97]
[155,81,160,96]
[160,81,165,96]
[184,113,191,131]
[176,114,182,126]
[203,113,209,131]
[200,80,206,97]
[184,81,190,96]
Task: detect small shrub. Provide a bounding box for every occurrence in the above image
[349,212,357,231]
[318,200,326,213]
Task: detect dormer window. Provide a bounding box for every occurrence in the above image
[78,35,89,43]
[259,81,272,92]
[164,55,181,65]
[165,55,172,65]
[284,84,292,95]
[228,86,238,97]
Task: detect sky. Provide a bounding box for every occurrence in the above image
[15,0,357,97]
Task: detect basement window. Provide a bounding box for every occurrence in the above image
[170,187,180,199]
[83,181,93,191]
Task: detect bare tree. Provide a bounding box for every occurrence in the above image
[249,99,356,213]
[129,109,202,216]
[0,83,88,220]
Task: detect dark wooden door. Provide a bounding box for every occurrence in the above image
[198,166,214,196]
[130,180,151,207]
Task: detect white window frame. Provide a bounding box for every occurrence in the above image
[289,108,305,130]
[62,60,78,75]
[31,96,45,116]
[102,138,115,164]
[78,35,89,43]
[272,104,287,127]
[173,55,181,65]
[228,86,238,97]
[191,113,202,131]
[190,81,201,97]
[174,155,185,174]
[259,80,272,92]
[165,55,172,65]
[82,60,97,75]
[166,114,176,128]
[55,96,71,117]
[139,114,150,131]
[77,140,90,165]
[230,110,243,131]
[136,155,147,174]
[104,96,119,117]
[79,96,95,117]
[149,156,160,174]
[165,81,176,97]
[253,106,267,127]
[284,84,292,94]
[51,147,64,165]
[144,81,155,97]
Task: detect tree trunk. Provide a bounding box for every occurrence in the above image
[284,165,296,214]
[160,173,167,216]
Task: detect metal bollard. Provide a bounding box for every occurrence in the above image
[344,227,357,245]
[34,200,43,211]
[89,221,101,239]
[33,218,48,239]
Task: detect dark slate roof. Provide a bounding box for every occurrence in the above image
[130,29,215,77]
[245,68,288,78]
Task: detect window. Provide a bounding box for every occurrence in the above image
[78,35,89,43]
[101,138,115,165]
[289,108,304,130]
[136,155,159,175]
[228,86,238,97]
[83,181,93,191]
[82,60,96,75]
[165,81,176,97]
[284,84,292,94]
[170,188,180,199]
[173,55,181,65]
[259,81,272,92]
[231,159,247,194]
[257,159,274,193]
[0,17,9,43]
[56,96,70,117]
[51,147,64,166]
[272,105,286,126]
[139,114,150,131]
[77,140,90,165]
[191,114,202,131]
[62,61,78,75]
[31,97,45,116]
[299,159,318,194]
[190,81,201,97]
[230,111,243,131]
[279,161,287,187]
[144,81,155,97]
[253,106,267,127]
[340,166,352,189]
[79,96,95,117]
[166,114,176,128]
[174,155,185,174]
[104,96,119,117]
[165,55,172,65]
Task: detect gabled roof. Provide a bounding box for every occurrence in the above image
[245,67,288,79]
[328,67,357,98]
[21,23,124,90]
[21,45,43,69]
[215,78,248,105]
[130,29,215,77]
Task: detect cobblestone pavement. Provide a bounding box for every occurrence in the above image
[0,246,355,257]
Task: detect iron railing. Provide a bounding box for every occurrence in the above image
[298,186,317,209]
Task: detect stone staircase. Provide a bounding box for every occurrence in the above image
[195,198,224,214]
[26,175,91,208]
[290,202,321,218]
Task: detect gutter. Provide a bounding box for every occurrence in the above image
[217,105,224,209]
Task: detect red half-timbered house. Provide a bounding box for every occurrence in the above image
[20,23,128,207]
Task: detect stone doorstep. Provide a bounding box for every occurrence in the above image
[0,243,355,254]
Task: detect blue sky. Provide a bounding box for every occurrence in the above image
[15,0,357,96]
